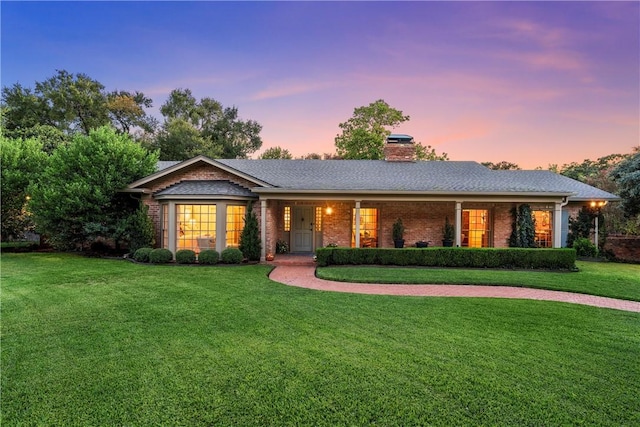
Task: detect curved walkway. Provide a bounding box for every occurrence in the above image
[269,265,640,313]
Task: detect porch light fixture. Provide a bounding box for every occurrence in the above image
[589,201,607,254]
[325,207,333,215]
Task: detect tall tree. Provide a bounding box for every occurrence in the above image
[0,136,48,240]
[610,147,640,218]
[1,70,155,140]
[335,99,409,160]
[28,126,158,250]
[259,146,292,159]
[415,142,449,161]
[155,88,262,159]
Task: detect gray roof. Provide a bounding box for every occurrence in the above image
[155,180,256,198]
[151,158,618,200]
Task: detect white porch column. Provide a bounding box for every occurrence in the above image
[553,202,562,248]
[355,200,361,248]
[455,201,462,247]
[260,199,267,262]
[168,202,176,254]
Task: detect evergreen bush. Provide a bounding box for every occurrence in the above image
[132,247,153,263]
[572,237,597,257]
[221,248,243,264]
[198,249,219,265]
[239,202,261,261]
[149,248,173,264]
[175,249,196,264]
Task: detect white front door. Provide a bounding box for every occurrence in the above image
[291,206,313,252]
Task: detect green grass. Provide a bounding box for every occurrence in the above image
[2,253,640,426]
[317,261,640,301]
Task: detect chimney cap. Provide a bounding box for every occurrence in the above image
[386,134,414,144]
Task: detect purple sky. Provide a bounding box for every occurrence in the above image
[2,1,638,168]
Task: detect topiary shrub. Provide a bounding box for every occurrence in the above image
[572,237,597,257]
[239,202,262,261]
[133,247,153,263]
[149,248,173,264]
[221,247,243,264]
[175,249,196,264]
[198,249,220,265]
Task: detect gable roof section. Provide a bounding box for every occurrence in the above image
[127,155,273,190]
[154,180,257,200]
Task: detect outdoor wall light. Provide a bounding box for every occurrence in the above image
[325,207,333,215]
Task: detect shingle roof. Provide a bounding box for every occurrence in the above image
[155,180,256,198]
[151,158,619,201]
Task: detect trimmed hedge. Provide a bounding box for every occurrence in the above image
[132,247,153,263]
[175,249,196,264]
[198,249,220,265]
[315,247,576,270]
[220,248,243,264]
[149,248,174,264]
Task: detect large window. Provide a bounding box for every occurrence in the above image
[533,210,553,248]
[226,205,246,247]
[462,209,490,247]
[352,208,378,247]
[177,204,217,253]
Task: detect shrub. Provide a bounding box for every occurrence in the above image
[239,203,261,261]
[221,248,243,264]
[149,248,173,264]
[198,249,220,265]
[276,239,289,254]
[132,247,153,263]
[175,249,196,264]
[572,237,598,257]
[315,247,576,270]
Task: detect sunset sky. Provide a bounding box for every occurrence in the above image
[2,1,638,168]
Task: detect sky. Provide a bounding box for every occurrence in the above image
[2,1,639,168]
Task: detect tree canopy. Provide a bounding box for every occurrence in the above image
[28,126,158,249]
[610,148,640,218]
[259,146,293,159]
[150,88,262,160]
[1,70,155,141]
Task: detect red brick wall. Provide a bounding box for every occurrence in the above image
[604,236,640,263]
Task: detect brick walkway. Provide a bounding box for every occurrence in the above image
[268,264,640,313]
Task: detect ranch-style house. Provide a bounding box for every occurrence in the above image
[124,136,619,261]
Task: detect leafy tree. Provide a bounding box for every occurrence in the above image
[559,154,627,183]
[259,146,292,159]
[115,204,156,253]
[482,161,520,170]
[1,70,154,140]
[238,202,261,261]
[609,148,640,218]
[415,142,449,161]
[567,207,596,248]
[0,136,48,240]
[151,118,214,161]
[302,152,322,160]
[28,126,158,250]
[156,88,262,159]
[335,99,409,160]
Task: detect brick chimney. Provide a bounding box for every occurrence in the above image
[384,134,416,162]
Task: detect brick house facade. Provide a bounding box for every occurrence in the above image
[125,139,618,261]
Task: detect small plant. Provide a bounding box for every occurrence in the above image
[392,218,405,242]
[572,237,597,257]
[221,248,243,264]
[198,249,219,265]
[326,242,338,248]
[175,249,196,264]
[132,247,153,263]
[442,217,455,246]
[276,239,289,254]
[149,248,173,264]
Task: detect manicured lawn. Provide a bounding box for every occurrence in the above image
[317,261,640,301]
[2,253,640,426]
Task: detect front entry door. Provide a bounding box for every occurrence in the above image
[292,206,313,252]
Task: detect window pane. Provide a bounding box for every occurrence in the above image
[226,205,246,247]
[284,206,291,232]
[315,207,322,231]
[177,204,216,253]
[533,210,553,248]
[351,208,378,247]
[162,204,169,249]
[462,209,490,248]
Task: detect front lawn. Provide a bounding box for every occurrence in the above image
[2,253,639,426]
[317,261,640,301]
